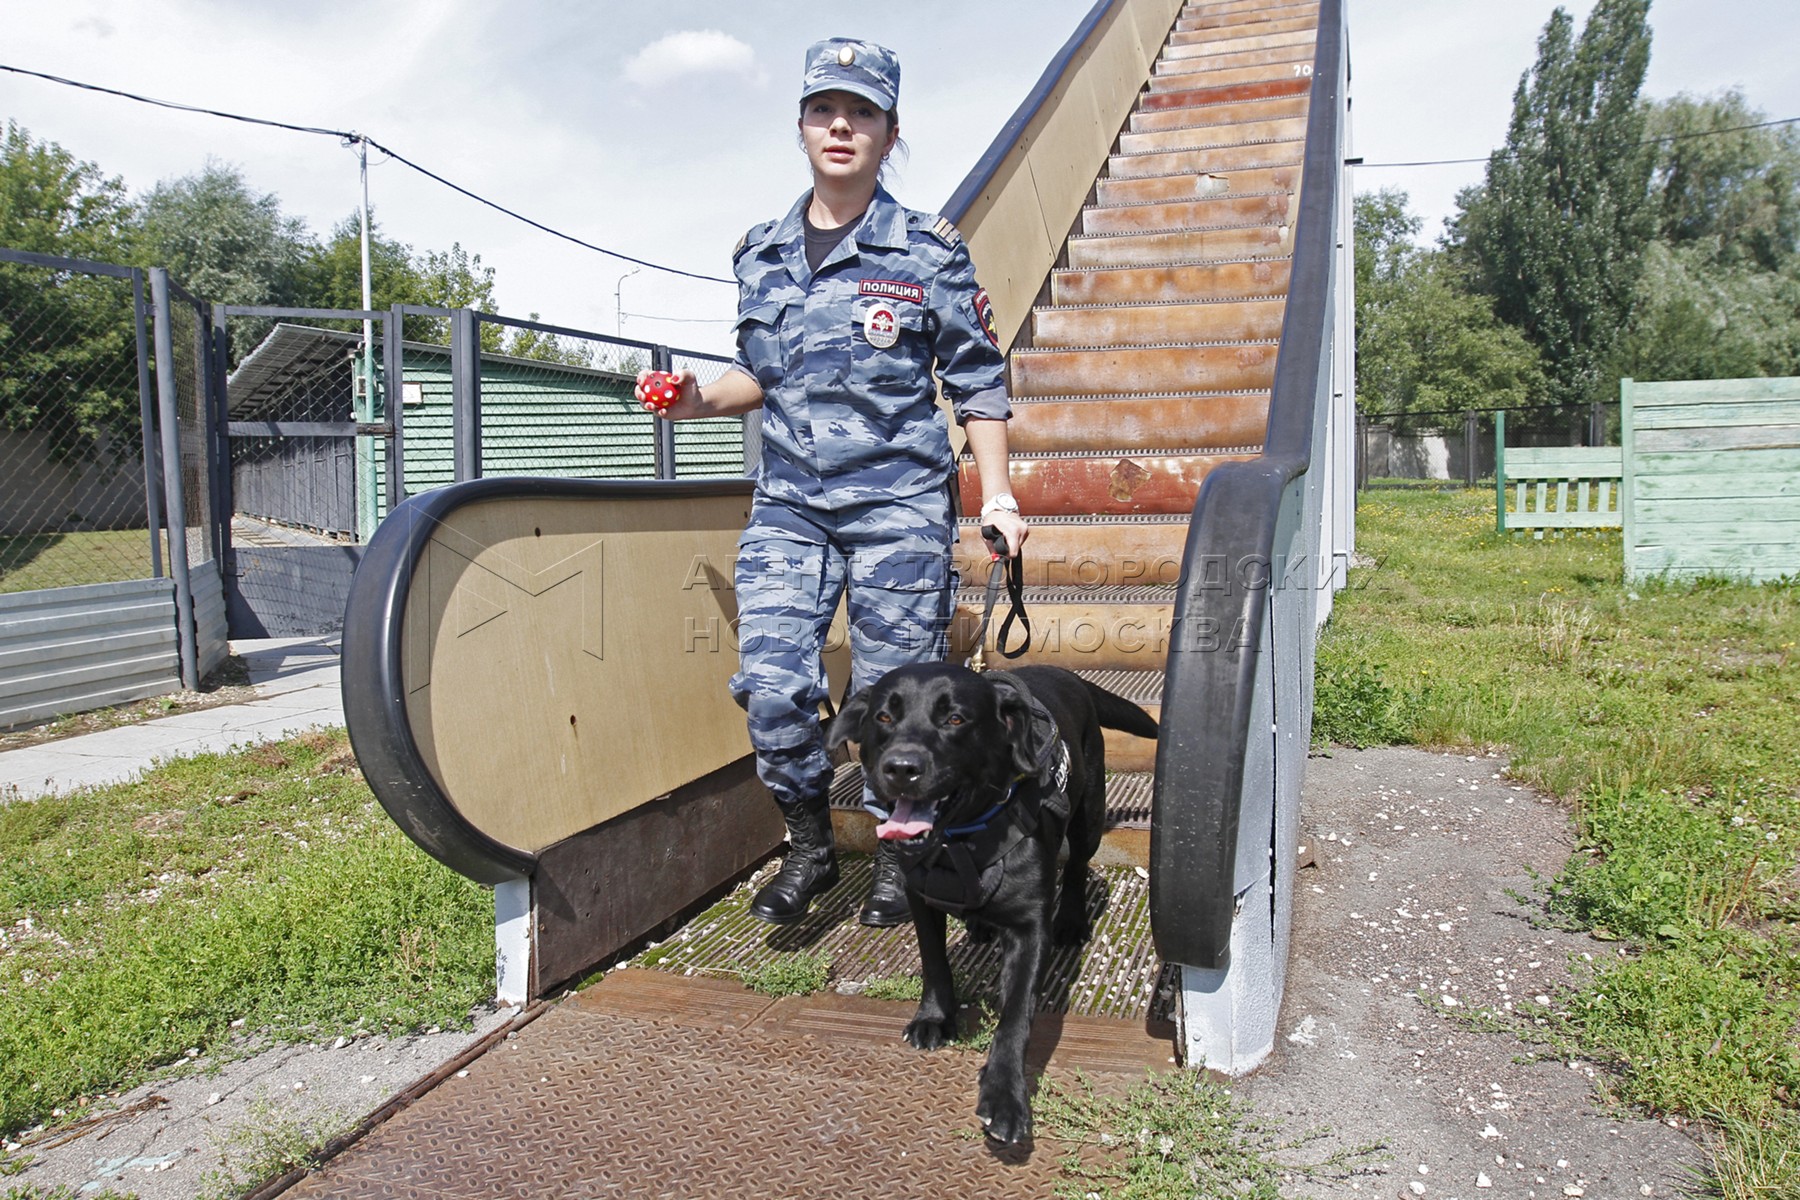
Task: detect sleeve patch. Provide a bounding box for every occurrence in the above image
[974,288,999,347]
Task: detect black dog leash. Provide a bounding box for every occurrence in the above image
[967,525,1030,674]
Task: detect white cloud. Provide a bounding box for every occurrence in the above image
[622,30,763,89]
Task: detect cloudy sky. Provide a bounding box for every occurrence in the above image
[4,1,1796,358]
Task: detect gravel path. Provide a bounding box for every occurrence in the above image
[1244,746,1702,1199]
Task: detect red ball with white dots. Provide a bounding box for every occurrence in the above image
[639,371,682,412]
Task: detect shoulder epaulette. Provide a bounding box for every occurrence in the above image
[733,220,775,262]
[907,211,961,248]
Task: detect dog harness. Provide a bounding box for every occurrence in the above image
[889,735,1071,916]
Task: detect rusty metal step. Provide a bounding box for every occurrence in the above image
[1094,163,1300,206]
[951,585,1176,672]
[1002,389,1270,452]
[1065,222,1289,268]
[954,516,1189,592]
[1080,190,1292,234]
[1167,21,1316,53]
[1031,296,1285,348]
[1107,139,1305,178]
[1179,1,1318,33]
[958,446,1259,519]
[1010,339,1278,396]
[1136,73,1312,112]
[1129,93,1308,133]
[1155,40,1313,75]
[1051,256,1292,306]
[1159,54,1317,94]
[1117,114,1306,156]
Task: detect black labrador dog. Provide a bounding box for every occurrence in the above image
[829,662,1158,1144]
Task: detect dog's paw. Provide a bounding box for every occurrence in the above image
[1052,909,1093,947]
[976,1078,1032,1145]
[963,918,997,945]
[903,1011,957,1051]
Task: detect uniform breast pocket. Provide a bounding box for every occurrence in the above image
[734,300,796,388]
[850,300,929,393]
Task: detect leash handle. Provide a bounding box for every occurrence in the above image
[975,524,1030,662]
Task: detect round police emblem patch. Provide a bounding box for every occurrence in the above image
[863,301,899,349]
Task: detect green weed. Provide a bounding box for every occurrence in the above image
[860,975,923,1002]
[1038,1070,1385,1199]
[0,730,492,1136]
[739,951,831,997]
[194,1097,351,1200]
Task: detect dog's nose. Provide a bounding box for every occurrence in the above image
[879,750,925,788]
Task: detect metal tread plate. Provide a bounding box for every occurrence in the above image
[955,513,1191,526]
[632,856,1173,1023]
[281,997,1070,1198]
[828,762,1155,827]
[961,445,1261,459]
[1083,188,1293,210]
[1069,218,1287,239]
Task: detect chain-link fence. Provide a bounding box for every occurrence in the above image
[460,313,748,484]
[163,277,218,569]
[1356,401,1618,487]
[0,251,162,593]
[221,311,378,545]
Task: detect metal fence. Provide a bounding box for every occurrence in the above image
[0,250,162,593]
[1355,401,1619,487]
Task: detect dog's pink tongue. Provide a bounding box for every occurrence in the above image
[876,797,933,841]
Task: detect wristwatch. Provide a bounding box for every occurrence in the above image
[980,493,1020,516]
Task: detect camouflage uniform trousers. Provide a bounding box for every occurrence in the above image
[729,487,955,810]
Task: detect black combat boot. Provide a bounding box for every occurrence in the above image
[858,836,911,927]
[749,793,839,925]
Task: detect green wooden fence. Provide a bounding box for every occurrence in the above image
[1494,410,1623,536]
[1622,376,1800,583]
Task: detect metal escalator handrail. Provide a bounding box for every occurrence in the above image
[340,475,754,886]
[941,0,1122,227]
[1150,0,1345,970]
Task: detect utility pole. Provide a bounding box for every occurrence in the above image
[353,134,378,541]
[615,266,639,338]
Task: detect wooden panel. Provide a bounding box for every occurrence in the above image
[1505,447,1622,477]
[1635,469,1800,500]
[1632,519,1800,544]
[1636,497,1800,525]
[1635,425,1800,454]
[401,492,787,854]
[1628,377,1800,405]
[1631,400,1800,430]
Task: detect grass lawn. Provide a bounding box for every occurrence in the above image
[0,730,492,1140]
[1319,484,1800,1196]
[0,530,167,594]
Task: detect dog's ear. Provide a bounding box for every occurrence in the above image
[827,688,872,753]
[988,674,1051,778]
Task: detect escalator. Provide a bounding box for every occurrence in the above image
[298,0,1350,1194]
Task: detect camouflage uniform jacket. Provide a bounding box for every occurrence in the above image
[730,186,1011,511]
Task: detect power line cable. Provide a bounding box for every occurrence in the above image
[0,61,734,286]
[1356,114,1800,169]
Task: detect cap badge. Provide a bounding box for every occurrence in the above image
[837,45,856,66]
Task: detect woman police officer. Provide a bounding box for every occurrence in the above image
[639,37,1027,928]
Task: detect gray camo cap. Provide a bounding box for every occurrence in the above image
[800,38,900,112]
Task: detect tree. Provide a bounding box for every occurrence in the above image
[0,121,139,457]
[134,160,315,363]
[1354,190,1547,430]
[1645,89,1800,271]
[302,216,503,347]
[1612,241,1800,383]
[134,160,312,306]
[1448,0,1655,408]
[501,315,596,366]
